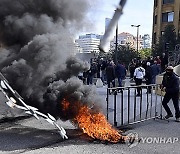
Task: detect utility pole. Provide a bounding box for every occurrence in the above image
[131,25,141,56]
[115,24,118,65]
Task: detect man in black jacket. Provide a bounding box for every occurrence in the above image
[115,61,126,87]
[106,61,116,94]
[161,66,180,122]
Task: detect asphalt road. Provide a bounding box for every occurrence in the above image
[0,116,179,154]
[0,84,179,154]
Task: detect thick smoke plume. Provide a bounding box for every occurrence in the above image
[0,0,102,120]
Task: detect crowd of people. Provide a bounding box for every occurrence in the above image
[129,53,168,83]
[78,58,127,90]
[128,53,169,95]
[79,53,168,91]
[78,54,180,121]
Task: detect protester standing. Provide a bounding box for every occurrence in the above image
[106,61,116,94]
[134,63,145,96]
[87,62,97,85]
[151,60,160,84]
[161,66,180,122]
[145,62,152,93]
[115,61,126,87]
[101,60,107,85]
[129,60,136,81]
[160,53,168,72]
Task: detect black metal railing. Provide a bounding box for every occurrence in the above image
[106,84,164,126]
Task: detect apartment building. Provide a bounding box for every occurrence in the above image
[152,0,180,44]
[75,33,102,53]
[110,32,144,51]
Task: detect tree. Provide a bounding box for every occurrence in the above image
[163,24,177,51]
[152,24,177,56]
[111,44,138,67]
[138,48,152,59]
[152,37,164,56]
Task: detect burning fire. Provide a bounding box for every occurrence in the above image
[61,99,127,143]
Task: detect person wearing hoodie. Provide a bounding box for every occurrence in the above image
[161,66,180,122]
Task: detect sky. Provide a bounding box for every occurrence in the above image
[82,0,154,38]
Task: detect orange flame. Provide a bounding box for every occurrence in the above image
[61,98,127,143]
[74,105,126,143]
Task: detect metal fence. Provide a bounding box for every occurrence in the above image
[106,84,164,126]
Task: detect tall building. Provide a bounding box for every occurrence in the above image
[142,34,152,48]
[110,32,144,51]
[152,0,180,45]
[75,33,102,53]
[74,42,83,53]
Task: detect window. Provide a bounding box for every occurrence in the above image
[153,33,156,44]
[163,0,174,4]
[162,12,174,22]
[154,0,158,7]
[154,15,157,24]
[162,13,168,22]
[168,12,174,22]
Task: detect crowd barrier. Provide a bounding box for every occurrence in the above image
[106,84,164,126]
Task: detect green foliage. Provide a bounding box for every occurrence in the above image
[152,37,164,56]
[163,24,177,50]
[111,44,138,67]
[138,48,152,59]
[152,24,178,56]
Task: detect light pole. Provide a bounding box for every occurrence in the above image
[131,25,140,56]
[115,24,118,65]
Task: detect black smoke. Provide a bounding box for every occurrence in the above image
[0,0,89,46]
[0,0,102,120]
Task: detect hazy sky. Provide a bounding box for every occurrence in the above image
[85,0,154,37]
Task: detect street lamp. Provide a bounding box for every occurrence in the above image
[131,25,140,55]
[115,24,118,65]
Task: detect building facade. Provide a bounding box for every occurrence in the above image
[142,34,152,48]
[110,32,144,51]
[75,33,102,53]
[152,0,180,44]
